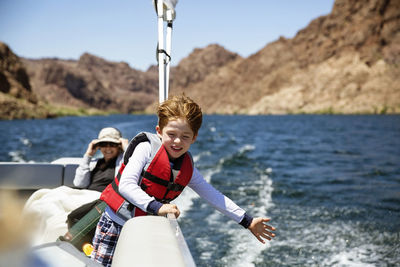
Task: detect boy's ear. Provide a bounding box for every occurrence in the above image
[191,134,197,144]
[156,125,162,138]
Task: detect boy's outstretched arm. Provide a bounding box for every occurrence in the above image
[248,218,276,244]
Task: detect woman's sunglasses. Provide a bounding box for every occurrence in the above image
[98,142,119,148]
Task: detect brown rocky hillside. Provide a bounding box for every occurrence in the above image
[170,0,400,114]
[0,43,53,119]
[23,53,159,113]
[1,0,399,119]
[170,44,241,89]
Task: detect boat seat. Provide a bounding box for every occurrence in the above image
[63,164,79,187]
[51,157,81,187]
[0,163,64,190]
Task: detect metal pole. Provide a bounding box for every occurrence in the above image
[165,18,172,99]
[157,0,166,103]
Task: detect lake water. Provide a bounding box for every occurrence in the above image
[1,114,399,266]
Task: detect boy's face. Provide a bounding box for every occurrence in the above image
[156,118,197,160]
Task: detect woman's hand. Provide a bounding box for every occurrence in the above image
[248,217,276,244]
[85,139,99,157]
[157,204,180,218]
[120,138,129,151]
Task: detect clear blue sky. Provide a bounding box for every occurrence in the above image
[0,0,335,71]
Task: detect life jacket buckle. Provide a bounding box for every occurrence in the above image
[167,181,180,191]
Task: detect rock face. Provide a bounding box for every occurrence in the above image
[23,53,159,113]
[0,43,52,119]
[1,0,399,119]
[0,44,32,99]
[170,44,241,89]
[172,0,400,114]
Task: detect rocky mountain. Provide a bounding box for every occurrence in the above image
[1,0,399,119]
[0,43,53,119]
[23,53,158,113]
[171,0,400,114]
[170,44,241,89]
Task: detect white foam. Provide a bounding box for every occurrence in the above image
[8,138,33,162]
[8,151,26,162]
[173,159,221,217]
[192,151,211,163]
[223,220,273,267]
[220,173,274,266]
[176,146,275,265]
[239,144,255,154]
[269,214,399,266]
[324,247,377,267]
[196,237,214,261]
[217,144,254,166]
[20,137,31,146]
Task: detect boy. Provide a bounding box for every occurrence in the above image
[91,95,275,266]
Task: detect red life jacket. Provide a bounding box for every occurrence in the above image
[100,132,194,219]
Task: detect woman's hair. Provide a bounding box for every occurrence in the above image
[157,94,203,136]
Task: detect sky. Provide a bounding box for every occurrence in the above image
[0,0,335,71]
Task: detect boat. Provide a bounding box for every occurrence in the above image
[0,1,196,266]
[0,157,195,267]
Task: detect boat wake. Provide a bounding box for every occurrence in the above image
[174,144,275,266]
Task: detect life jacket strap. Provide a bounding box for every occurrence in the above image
[141,171,185,192]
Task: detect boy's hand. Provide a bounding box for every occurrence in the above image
[158,204,180,218]
[248,217,276,244]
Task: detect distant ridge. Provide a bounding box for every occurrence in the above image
[172,0,400,114]
[23,53,158,113]
[0,0,399,119]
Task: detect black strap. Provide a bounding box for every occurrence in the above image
[142,171,184,192]
[111,177,120,193]
[157,48,171,63]
[124,133,149,165]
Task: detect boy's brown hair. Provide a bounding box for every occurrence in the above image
[157,94,203,136]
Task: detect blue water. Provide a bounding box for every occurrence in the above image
[1,115,399,266]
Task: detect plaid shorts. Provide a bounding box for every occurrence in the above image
[91,212,122,267]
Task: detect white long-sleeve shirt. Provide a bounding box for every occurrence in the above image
[106,141,247,226]
[73,153,123,188]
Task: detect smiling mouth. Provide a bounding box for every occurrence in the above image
[171,146,182,152]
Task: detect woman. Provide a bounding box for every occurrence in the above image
[65,127,128,246]
[73,127,128,192]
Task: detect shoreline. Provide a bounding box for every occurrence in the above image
[2,108,399,121]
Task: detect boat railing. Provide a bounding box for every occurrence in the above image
[167,213,197,267]
[112,213,196,267]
